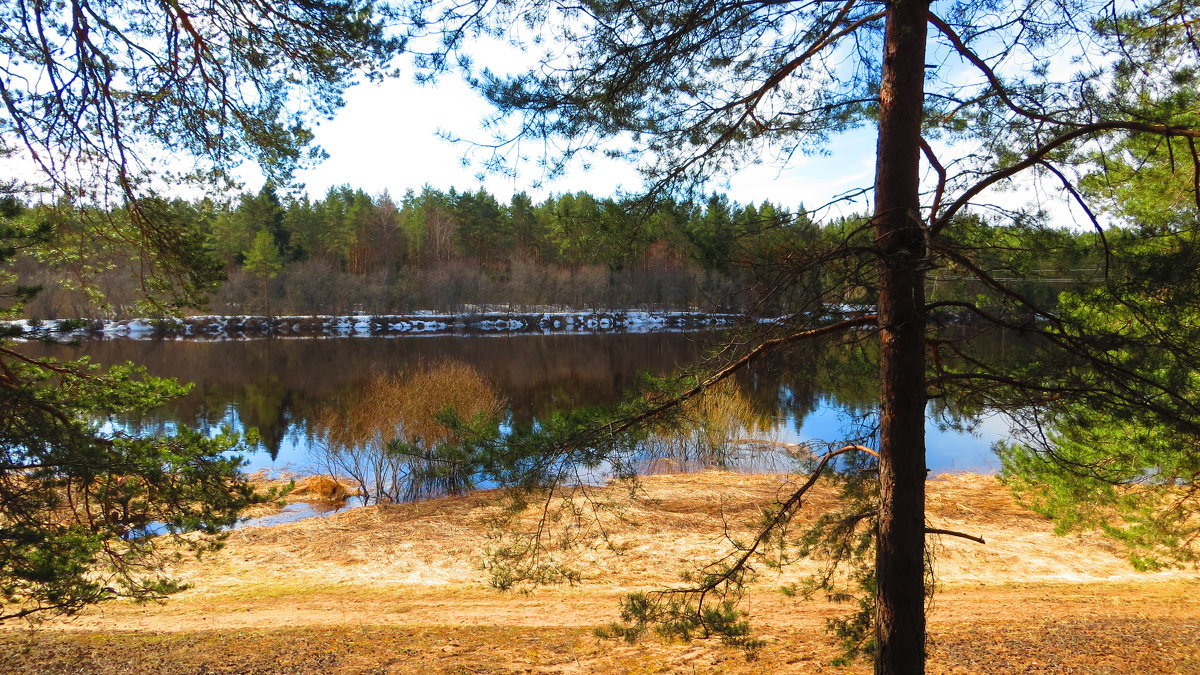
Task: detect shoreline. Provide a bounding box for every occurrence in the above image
[4,309,743,341]
[3,471,1196,674]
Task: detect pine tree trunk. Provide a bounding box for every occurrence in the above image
[872,0,930,673]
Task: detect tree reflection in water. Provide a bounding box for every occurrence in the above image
[641,380,790,474]
[23,331,1010,484]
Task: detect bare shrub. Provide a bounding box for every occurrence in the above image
[311,361,504,503]
[643,380,778,469]
[16,254,149,318]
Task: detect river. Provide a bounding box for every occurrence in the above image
[23,331,1008,479]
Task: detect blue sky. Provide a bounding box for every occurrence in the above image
[287,69,1089,231]
[291,73,880,213]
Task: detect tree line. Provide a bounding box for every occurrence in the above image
[13,185,1109,318]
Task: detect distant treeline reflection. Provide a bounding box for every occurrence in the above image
[26,330,1021,487]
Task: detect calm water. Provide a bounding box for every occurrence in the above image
[25,332,1008,477]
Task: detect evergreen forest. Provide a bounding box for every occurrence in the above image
[10,184,1108,320]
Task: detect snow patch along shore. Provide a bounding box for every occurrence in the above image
[3,311,740,341]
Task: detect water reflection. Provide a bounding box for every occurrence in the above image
[312,362,504,503]
[24,332,1007,485]
[641,379,799,474]
[234,496,366,529]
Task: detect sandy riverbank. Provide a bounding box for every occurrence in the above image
[3,471,1197,673]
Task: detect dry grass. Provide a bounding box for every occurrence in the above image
[4,471,1198,674]
[5,610,1199,674]
[177,471,1192,595]
[290,475,353,502]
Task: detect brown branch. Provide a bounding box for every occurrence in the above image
[927,245,1062,326]
[927,13,1065,126]
[720,3,884,115]
[0,345,91,377]
[1189,137,1200,212]
[933,121,1200,235]
[925,527,985,544]
[1036,160,1110,277]
[649,443,880,615]
[923,296,1200,427]
[837,443,880,459]
[601,314,878,439]
[646,6,886,194]
[920,136,946,228]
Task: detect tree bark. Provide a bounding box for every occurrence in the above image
[872,0,930,673]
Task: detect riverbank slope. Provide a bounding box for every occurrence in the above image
[3,472,1197,673]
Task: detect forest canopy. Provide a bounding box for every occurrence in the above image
[9,184,1111,319]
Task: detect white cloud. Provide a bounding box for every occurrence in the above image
[293,73,882,213]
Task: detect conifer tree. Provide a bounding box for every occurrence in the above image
[411,1,1200,671]
[0,0,400,620]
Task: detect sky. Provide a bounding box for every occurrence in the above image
[0,3,1102,229]
[0,12,1095,229]
[290,73,881,215]
[285,53,1091,229]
